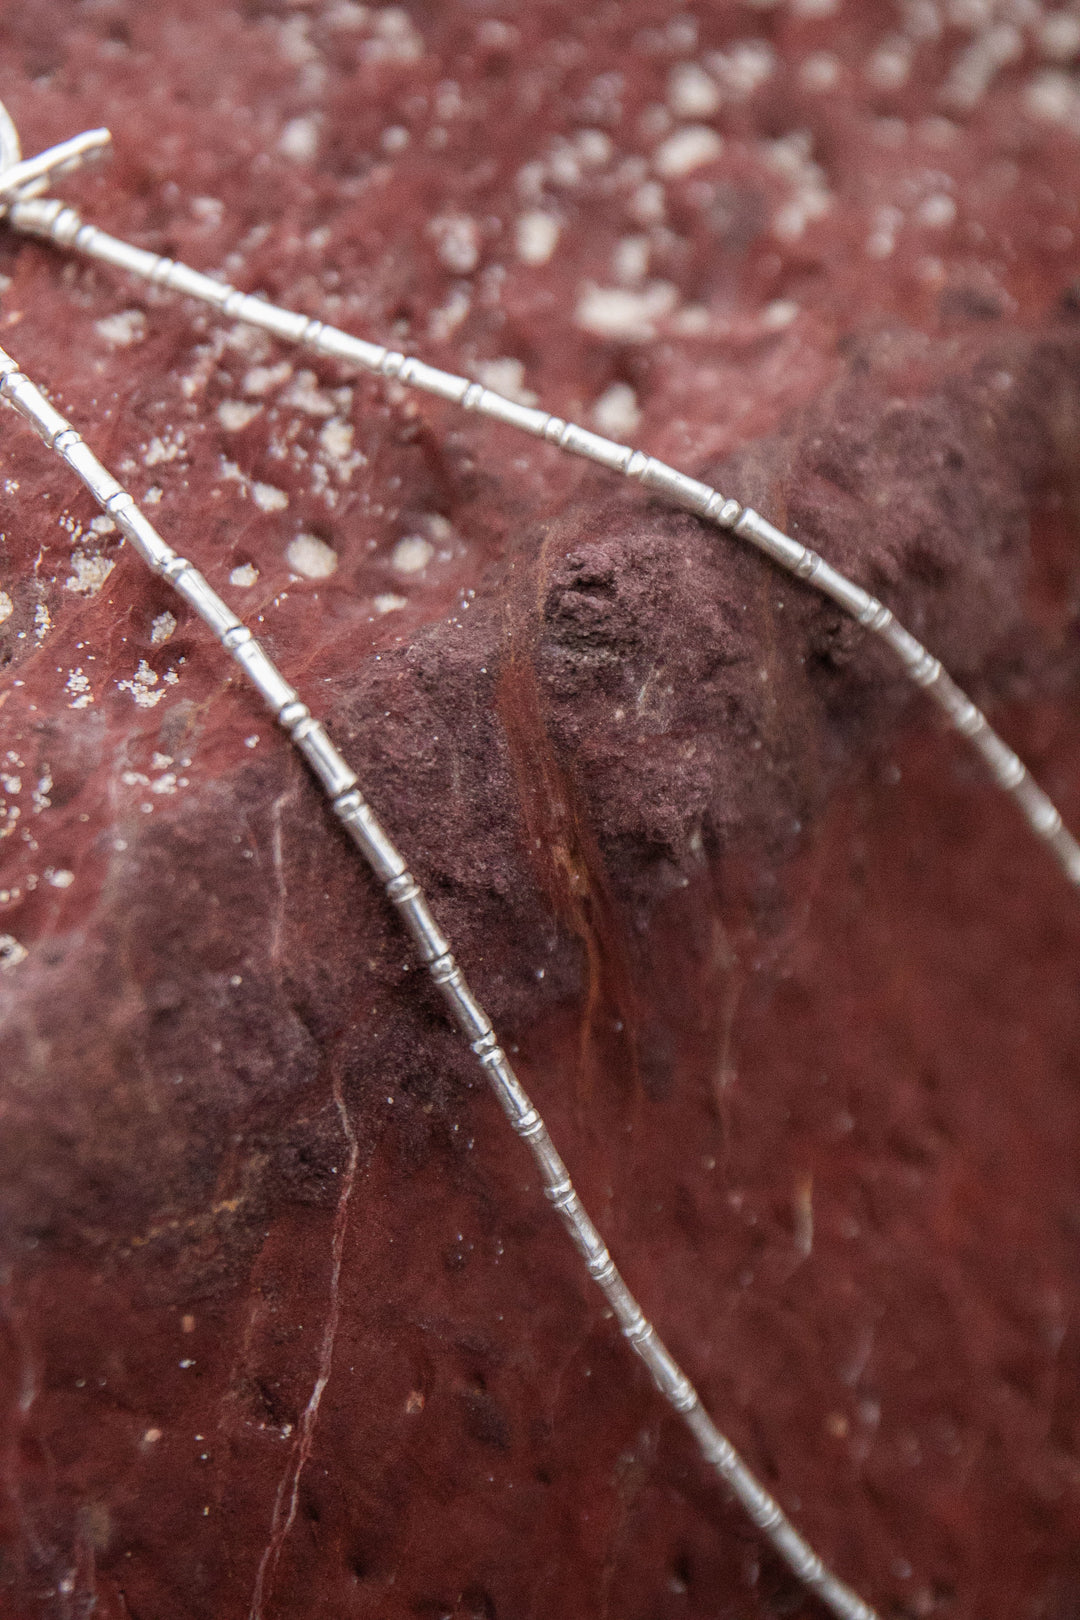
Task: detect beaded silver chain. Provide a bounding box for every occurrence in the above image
[0,106,1075,1620]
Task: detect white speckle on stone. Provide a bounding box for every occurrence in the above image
[65,668,93,708]
[430,213,481,274]
[629,180,666,224]
[278,116,319,162]
[707,40,777,95]
[363,6,423,64]
[244,735,260,749]
[0,934,27,970]
[118,660,164,708]
[942,23,1023,111]
[144,435,184,468]
[765,130,833,241]
[191,195,224,227]
[435,80,464,120]
[64,551,115,596]
[1039,12,1080,61]
[391,536,435,575]
[148,611,178,649]
[428,286,472,340]
[374,592,408,614]
[251,482,288,513]
[1025,67,1080,129]
[762,299,800,330]
[668,62,721,118]
[515,210,560,265]
[381,124,410,153]
[866,37,913,90]
[46,868,75,889]
[280,370,339,416]
[575,128,613,166]
[799,52,841,91]
[916,193,957,228]
[217,400,262,432]
[230,563,260,589]
[318,418,354,461]
[672,304,710,335]
[33,603,51,642]
[90,514,116,536]
[613,234,650,284]
[866,205,904,259]
[0,590,12,625]
[243,361,293,397]
[95,308,146,349]
[286,533,338,579]
[326,2,369,29]
[903,0,941,40]
[476,358,539,406]
[546,137,584,186]
[653,124,723,178]
[591,382,641,439]
[575,280,679,341]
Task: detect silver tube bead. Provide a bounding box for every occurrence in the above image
[385,875,451,962]
[428,952,494,1042]
[170,566,243,639]
[160,259,234,307]
[636,455,716,510]
[732,506,810,572]
[223,291,312,345]
[306,325,388,375]
[461,384,554,438]
[475,1044,540,1128]
[107,496,177,572]
[394,356,471,404]
[229,638,299,715]
[1,369,69,443]
[548,419,630,472]
[633,1329,698,1412]
[59,437,124,503]
[810,558,879,621]
[288,715,359,799]
[331,789,407,882]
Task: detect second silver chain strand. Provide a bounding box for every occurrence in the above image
[0,345,879,1620]
[1,123,1076,889]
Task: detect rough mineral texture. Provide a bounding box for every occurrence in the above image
[1,3,1079,1618]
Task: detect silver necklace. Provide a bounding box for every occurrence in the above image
[0,104,1074,1620]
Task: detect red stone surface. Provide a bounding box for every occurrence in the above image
[1,3,1079,1618]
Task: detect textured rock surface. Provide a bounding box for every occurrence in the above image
[1,3,1079,1618]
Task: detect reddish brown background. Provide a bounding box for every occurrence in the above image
[1,2,1079,1617]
